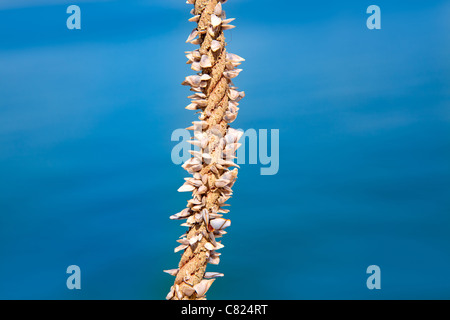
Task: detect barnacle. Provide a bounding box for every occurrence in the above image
[165,0,244,300]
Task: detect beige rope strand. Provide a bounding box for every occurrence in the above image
[165,0,244,300]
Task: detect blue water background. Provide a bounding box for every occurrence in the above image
[0,0,449,299]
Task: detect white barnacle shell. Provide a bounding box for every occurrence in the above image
[200,74,212,81]
[224,112,237,123]
[200,137,209,149]
[211,14,222,28]
[210,165,219,175]
[204,272,224,279]
[204,242,215,251]
[175,284,183,300]
[207,26,215,37]
[178,183,196,192]
[224,133,235,145]
[202,153,212,163]
[219,159,239,168]
[220,171,233,181]
[170,208,191,220]
[163,269,179,276]
[187,139,202,148]
[207,255,220,265]
[214,242,225,250]
[192,120,208,129]
[192,99,208,108]
[225,143,241,153]
[188,92,206,99]
[182,284,196,296]
[200,55,212,68]
[189,233,201,245]
[193,279,215,297]
[228,89,240,100]
[186,215,196,224]
[186,29,198,43]
[192,50,201,59]
[182,74,201,87]
[211,40,221,52]
[185,52,195,63]
[214,2,222,16]
[174,244,188,253]
[187,197,201,206]
[227,53,245,63]
[191,61,202,71]
[190,164,203,172]
[176,238,189,245]
[166,286,175,300]
[189,15,200,22]
[208,231,217,245]
[190,86,202,92]
[189,150,202,159]
[214,179,229,188]
[227,128,244,142]
[222,18,236,25]
[223,69,242,79]
[210,218,231,230]
[185,103,200,110]
[221,24,235,30]
[197,185,208,195]
[201,208,210,226]
[187,178,203,187]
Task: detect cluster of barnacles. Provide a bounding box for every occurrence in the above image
[164,0,245,300]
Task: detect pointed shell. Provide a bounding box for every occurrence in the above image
[175,284,183,300]
[201,208,210,226]
[211,40,221,52]
[227,53,245,62]
[214,179,229,188]
[170,208,191,220]
[182,285,196,296]
[197,185,208,194]
[193,279,215,297]
[204,272,224,279]
[214,2,222,16]
[189,15,200,22]
[186,29,198,43]
[163,269,179,276]
[222,18,236,25]
[221,24,236,30]
[211,14,222,28]
[166,286,175,300]
[210,218,231,230]
[178,183,196,192]
[174,244,188,253]
[200,55,212,68]
[208,255,220,265]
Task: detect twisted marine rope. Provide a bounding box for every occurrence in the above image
[164,0,245,300]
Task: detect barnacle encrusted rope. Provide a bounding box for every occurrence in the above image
[164,0,244,300]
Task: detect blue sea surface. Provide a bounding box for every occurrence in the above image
[0,0,449,299]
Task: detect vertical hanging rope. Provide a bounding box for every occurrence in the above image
[164,0,245,300]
